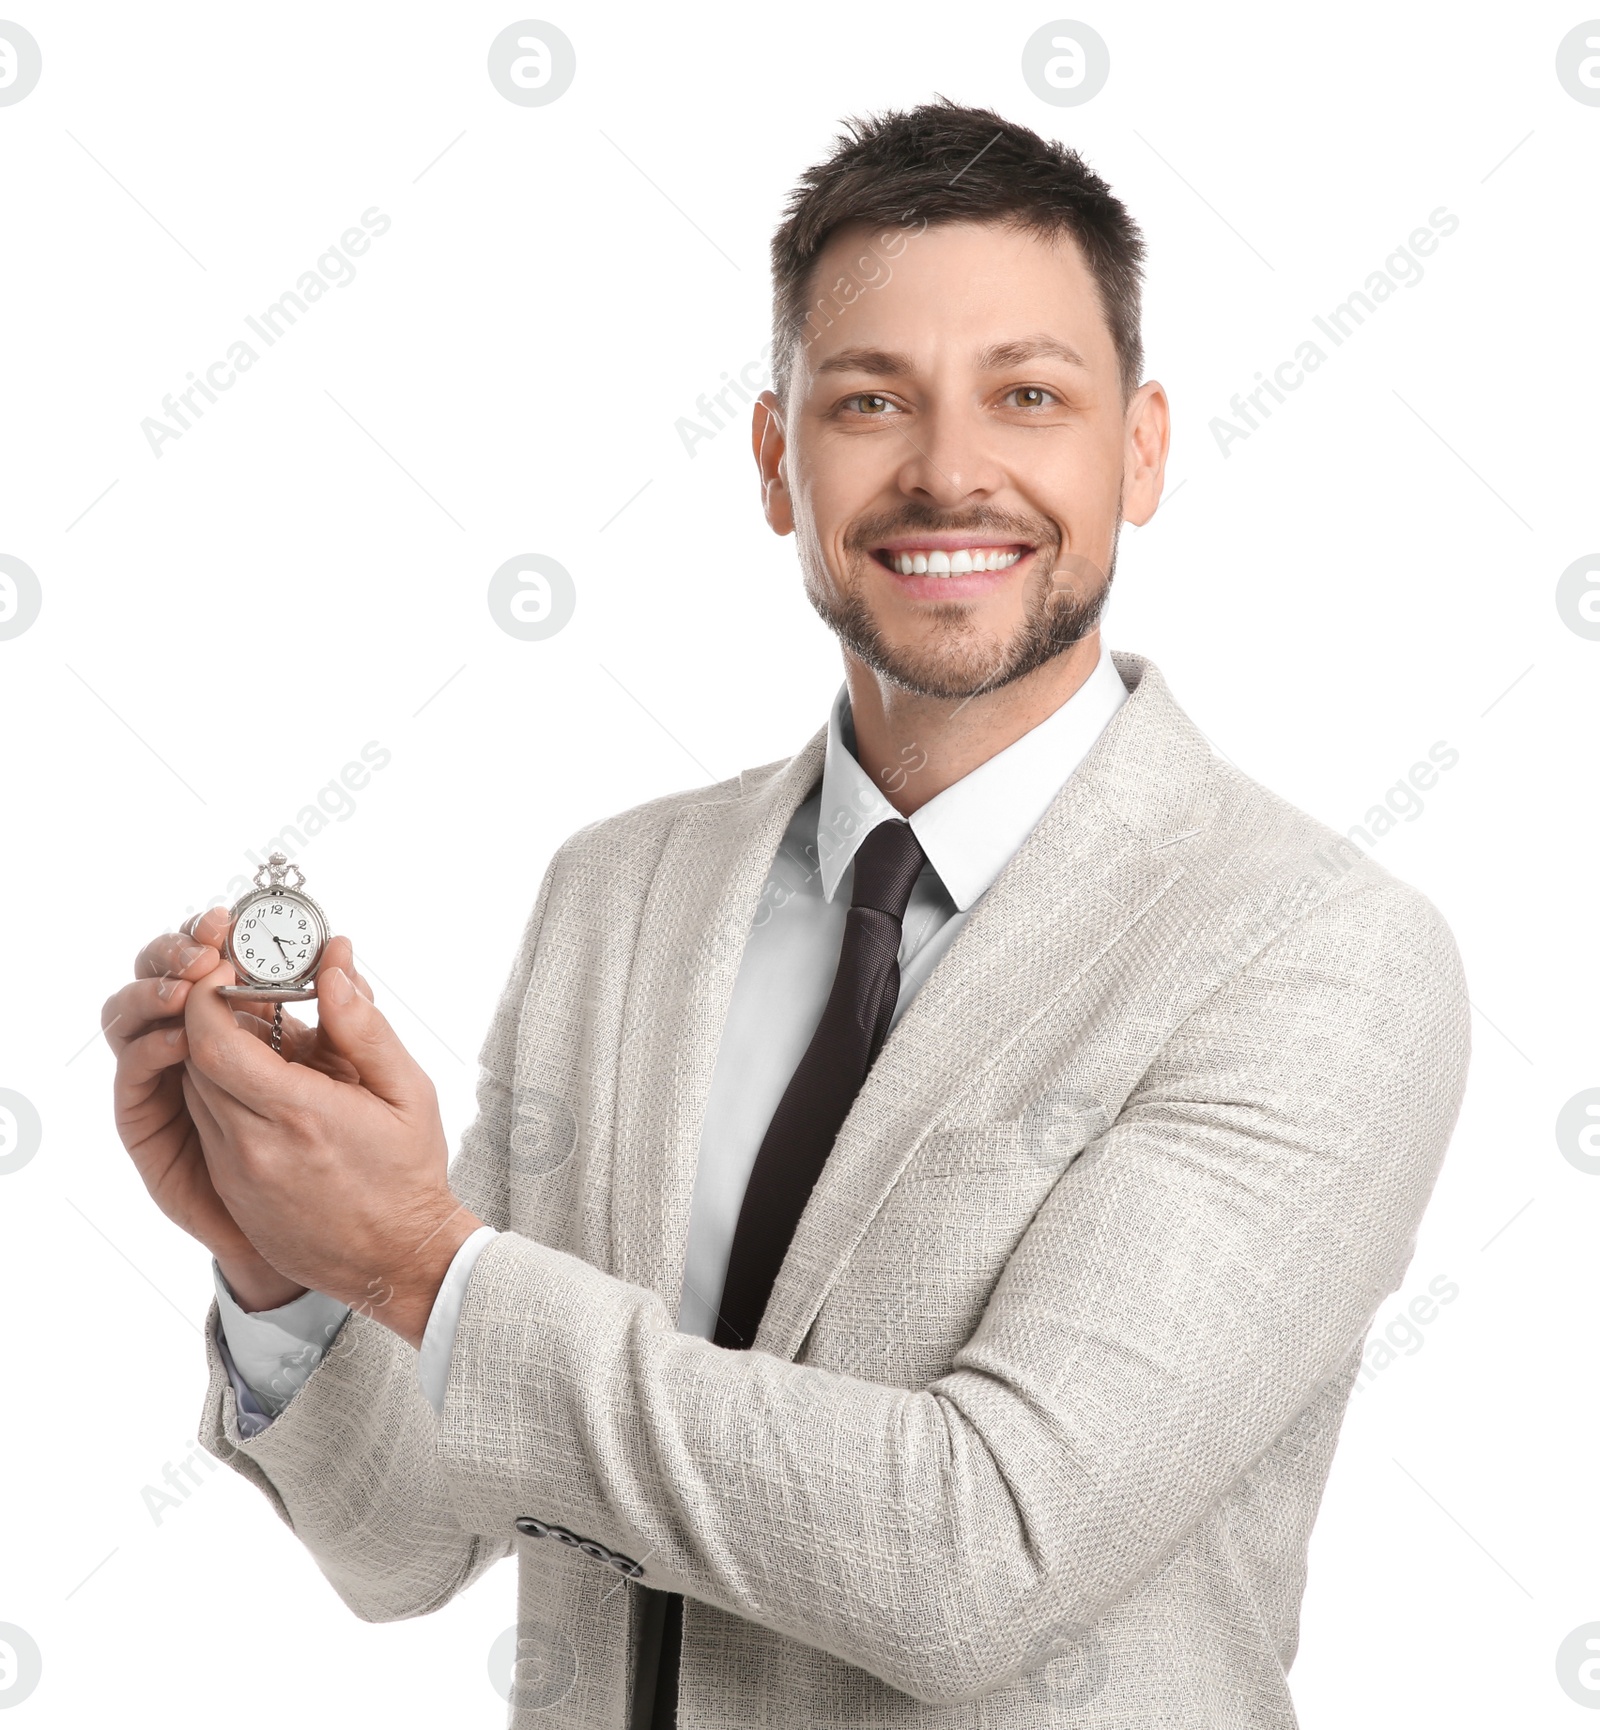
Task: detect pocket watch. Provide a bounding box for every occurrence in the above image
[219,851,331,1052]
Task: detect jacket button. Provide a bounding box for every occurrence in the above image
[607,1553,645,1578]
[514,1517,550,1539]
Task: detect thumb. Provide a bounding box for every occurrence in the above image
[314,966,428,1109]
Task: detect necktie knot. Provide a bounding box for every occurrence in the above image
[850,819,926,919]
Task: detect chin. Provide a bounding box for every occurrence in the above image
[851,616,1034,702]
[806,549,1105,703]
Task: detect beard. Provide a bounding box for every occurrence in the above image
[802,504,1117,702]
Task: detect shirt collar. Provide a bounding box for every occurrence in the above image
[816,642,1129,910]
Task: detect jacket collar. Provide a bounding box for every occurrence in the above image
[815,641,1129,910]
[609,652,1216,1351]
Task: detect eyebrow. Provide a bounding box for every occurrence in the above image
[813,347,914,378]
[976,335,1090,372]
[812,334,1090,377]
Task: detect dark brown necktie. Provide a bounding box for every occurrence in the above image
[713,815,928,1350]
[638,818,928,1730]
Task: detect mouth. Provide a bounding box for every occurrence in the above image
[868,535,1036,597]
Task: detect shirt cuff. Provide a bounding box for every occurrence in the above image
[212,1260,351,1422]
[213,1317,275,1440]
[417,1226,499,1413]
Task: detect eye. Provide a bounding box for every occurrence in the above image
[1004,385,1057,409]
[842,393,896,416]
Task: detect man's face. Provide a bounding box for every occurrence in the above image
[754,219,1166,701]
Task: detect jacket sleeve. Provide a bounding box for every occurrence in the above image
[431,875,1470,1700]
[193,857,559,1621]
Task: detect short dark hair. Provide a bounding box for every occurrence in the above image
[771,98,1146,403]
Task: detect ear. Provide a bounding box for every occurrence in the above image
[1120,379,1171,527]
[751,389,794,536]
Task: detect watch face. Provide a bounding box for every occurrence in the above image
[230,891,325,986]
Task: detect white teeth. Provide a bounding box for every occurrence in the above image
[887,547,1026,577]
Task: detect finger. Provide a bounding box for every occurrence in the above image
[101,975,194,1054]
[184,1052,270,1149]
[228,1002,355,1080]
[314,965,429,1110]
[179,907,232,943]
[183,956,313,1117]
[319,936,375,1004]
[273,1012,359,1078]
[117,1019,191,1092]
[135,913,229,983]
[182,1063,229,1155]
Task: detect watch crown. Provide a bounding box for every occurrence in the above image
[253,850,306,893]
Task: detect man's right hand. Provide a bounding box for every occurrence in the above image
[103,906,366,1314]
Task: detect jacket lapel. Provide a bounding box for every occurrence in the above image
[608,734,827,1308]
[752,653,1218,1360]
[607,654,1217,1354]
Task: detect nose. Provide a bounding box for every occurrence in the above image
[890,403,1006,509]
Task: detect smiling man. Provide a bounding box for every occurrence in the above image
[107,102,1469,1728]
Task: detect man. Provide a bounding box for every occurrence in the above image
[106,101,1470,1727]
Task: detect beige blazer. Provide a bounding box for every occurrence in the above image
[200,652,1470,1727]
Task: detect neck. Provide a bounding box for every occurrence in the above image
[843,632,1104,817]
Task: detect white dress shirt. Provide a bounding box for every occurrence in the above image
[212,646,1129,1432]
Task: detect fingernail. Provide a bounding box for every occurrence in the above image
[178,945,205,969]
[323,967,353,1006]
[165,1027,184,1045]
[156,976,186,1001]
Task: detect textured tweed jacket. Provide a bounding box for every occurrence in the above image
[199,651,1471,1727]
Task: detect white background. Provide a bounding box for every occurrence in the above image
[1,1,1596,1723]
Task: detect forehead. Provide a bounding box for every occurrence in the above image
[796,218,1116,381]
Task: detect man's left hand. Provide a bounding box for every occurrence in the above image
[181,935,482,1349]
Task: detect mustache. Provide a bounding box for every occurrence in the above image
[843,504,1061,552]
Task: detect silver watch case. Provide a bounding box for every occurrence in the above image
[219,884,331,1003]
